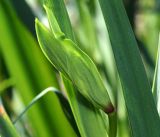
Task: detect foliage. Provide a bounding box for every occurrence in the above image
[0,0,159,137]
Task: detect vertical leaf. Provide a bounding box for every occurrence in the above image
[0,101,20,137]
[44,0,75,40]
[152,34,160,114]
[98,0,160,137]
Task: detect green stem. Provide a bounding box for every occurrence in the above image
[108,111,117,137]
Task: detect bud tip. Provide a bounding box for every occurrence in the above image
[104,103,115,114]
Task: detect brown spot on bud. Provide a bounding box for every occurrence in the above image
[103,103,115,114]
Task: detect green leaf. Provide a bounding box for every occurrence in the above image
[152,34,160,115]
[0,0,77,137]
[13,87,80,135]
[43,5,65,38]
[44,0,74,40]
[98,0,160,137]
[0,101,20,137]
[0,79,14,94]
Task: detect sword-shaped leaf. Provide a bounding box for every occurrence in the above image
[98,0,160,137]
[152,35,160,115]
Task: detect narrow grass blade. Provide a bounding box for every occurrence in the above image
[44,0,74,40]
[13,87,80,135]
[152,34,160,114]
[12,87,61,123]
[98,0,160,137]
[43,5,65,38]
[0,101,20,137]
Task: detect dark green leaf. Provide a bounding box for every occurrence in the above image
[98,0,160,136]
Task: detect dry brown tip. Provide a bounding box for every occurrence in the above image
[0,105,5,115]
[103,103,115,114]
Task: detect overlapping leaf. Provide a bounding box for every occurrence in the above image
[0,0,77,137]
[35,0,116,136]
[152,35,160,115]
[36,18,113,111]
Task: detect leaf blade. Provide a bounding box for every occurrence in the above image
[98,0,160,137]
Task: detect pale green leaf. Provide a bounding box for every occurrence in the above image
[35,19,113,111]
[152,34,160,115]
